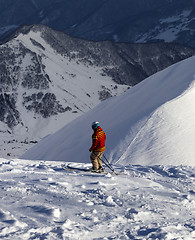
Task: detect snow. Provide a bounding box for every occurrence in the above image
[0,158,194,239]
[0,30,129,158]
[160,10,192,24]
[136,10,193,43]
[22,56,195,166]
[1,33,195,239]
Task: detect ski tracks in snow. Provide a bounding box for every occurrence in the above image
[0,158,194,239]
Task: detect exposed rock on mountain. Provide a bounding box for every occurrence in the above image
[10,25,195,86]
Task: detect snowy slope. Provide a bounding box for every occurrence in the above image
[13,29,128,136]
[0,158,194,239]
[2,25,194,159]
[136,9,194,45]
[0,26,131,158]
[22,56,195,166]
[0,25,195,157]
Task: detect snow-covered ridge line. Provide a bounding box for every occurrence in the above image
[22,56,195,166]
[1,24,194,159]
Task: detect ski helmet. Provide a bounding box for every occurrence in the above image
[91,121,100,130]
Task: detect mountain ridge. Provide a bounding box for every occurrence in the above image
[21,56,195,166]
[0,24,194,158]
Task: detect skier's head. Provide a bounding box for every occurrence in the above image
[91,121,100,130]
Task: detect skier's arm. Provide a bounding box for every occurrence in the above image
[89,135,98,151]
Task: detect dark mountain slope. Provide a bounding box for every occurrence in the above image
[0,0,194,47]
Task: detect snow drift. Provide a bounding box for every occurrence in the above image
[21,56,195,166]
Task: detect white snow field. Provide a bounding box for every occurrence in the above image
[8,56,194,239]
[22,56,195,167]
[0,159,194,239]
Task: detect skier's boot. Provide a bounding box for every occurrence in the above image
[98,167,105,173]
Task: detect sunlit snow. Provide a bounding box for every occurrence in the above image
[22,56,195,167]
[0,159,194,239]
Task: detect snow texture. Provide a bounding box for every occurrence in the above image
[0,159,194,239]
[22,56,195,167]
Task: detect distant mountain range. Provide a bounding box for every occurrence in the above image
[0,0,194,47]
[0,24,194,158]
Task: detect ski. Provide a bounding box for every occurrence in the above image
[62,165,122,175]
[62,165,106,174]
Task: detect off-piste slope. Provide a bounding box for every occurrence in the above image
[21,56,195,166]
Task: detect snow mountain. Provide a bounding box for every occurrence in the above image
[1,24,194,158]
[0,0,195,47]
[22,56,195,167]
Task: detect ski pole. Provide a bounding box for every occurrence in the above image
[93,152,117,175]
[103,154,115,171]
[101,158,117,175]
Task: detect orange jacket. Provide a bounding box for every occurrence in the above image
[90,126,106,152]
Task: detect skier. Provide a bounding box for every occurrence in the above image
[89,121,106,172]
